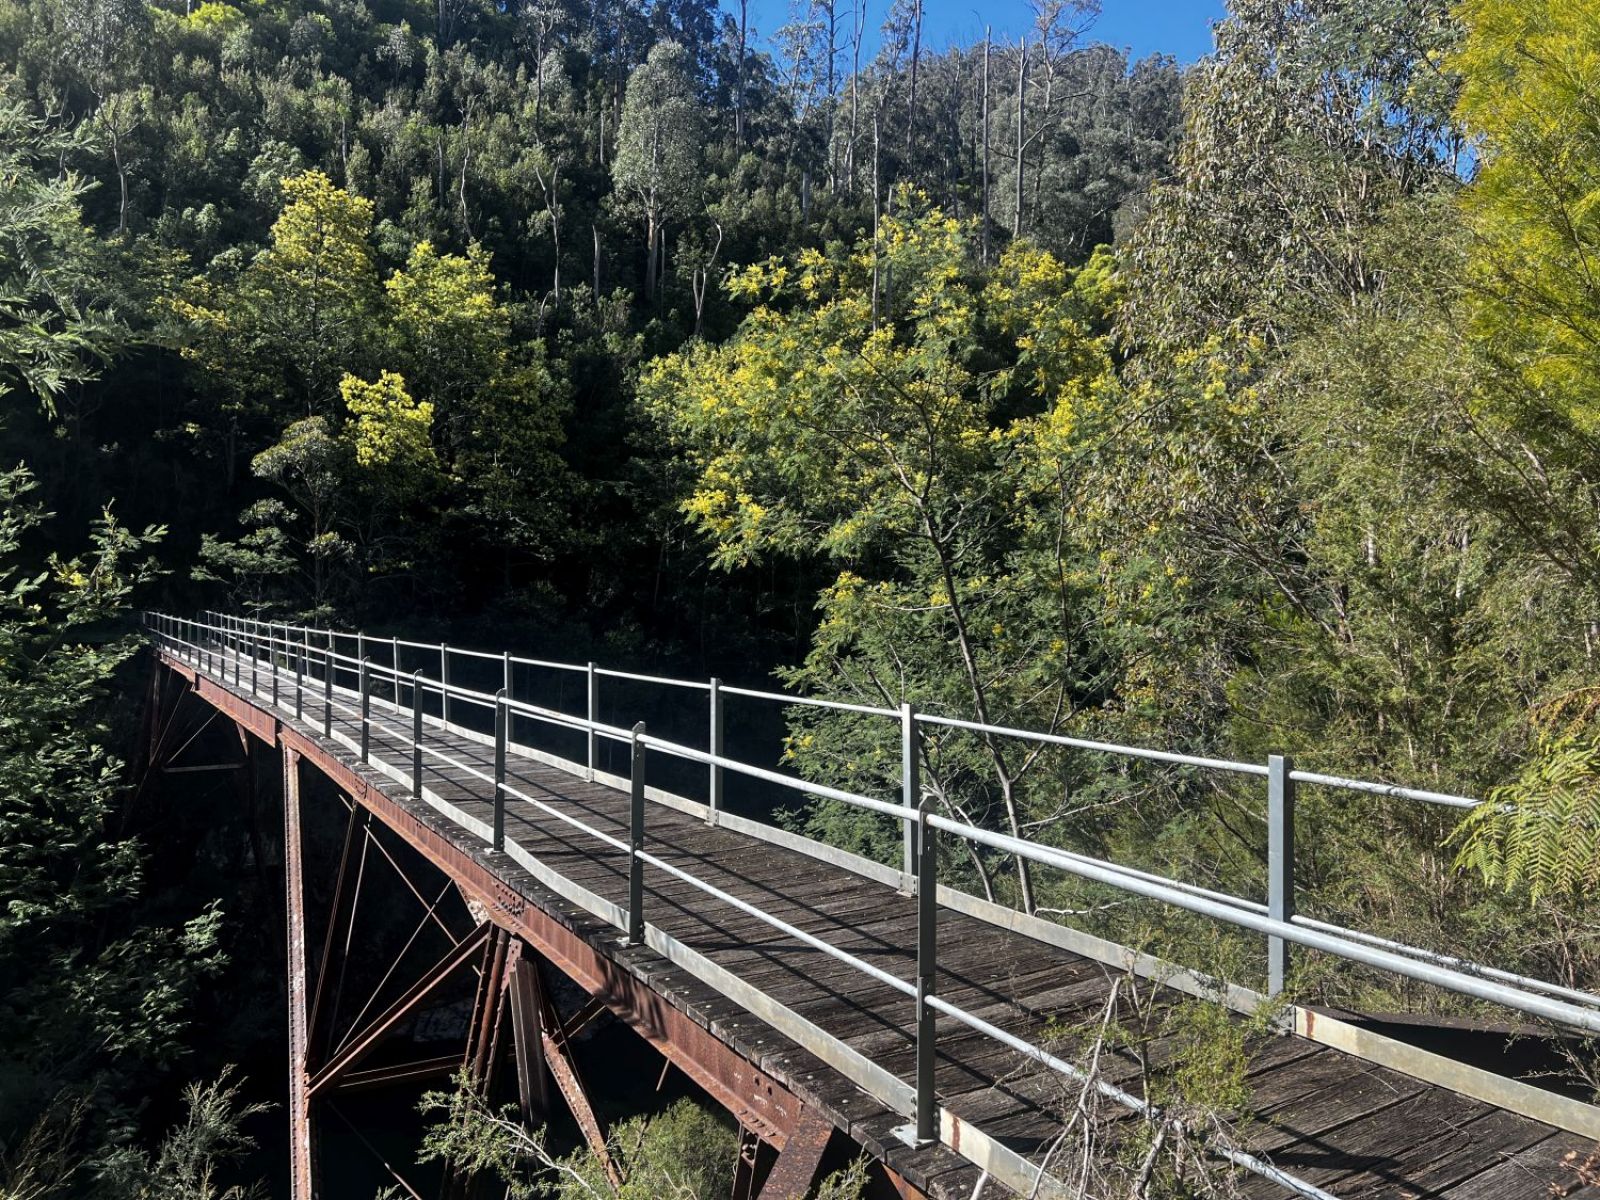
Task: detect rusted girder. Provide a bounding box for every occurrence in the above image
[335,1055,463,1092]
[309,922,493,1098]
[156,654,824,1183]
[732,1125,763,1200]
[284,746,317,1200]
[757,1107,835,1199]
[527,947,621,1188]
[505,941,552,1123]
[160,654,280,746]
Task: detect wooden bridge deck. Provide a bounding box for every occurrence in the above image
[165,644,1598,1199]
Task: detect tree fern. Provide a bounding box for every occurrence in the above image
[1452,690,1600,904]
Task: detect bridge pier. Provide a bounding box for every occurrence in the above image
[283,745,319,1200]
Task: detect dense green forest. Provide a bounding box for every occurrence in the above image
[3,0,1599,1191]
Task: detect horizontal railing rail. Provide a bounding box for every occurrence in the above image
[145,611,1599,1200]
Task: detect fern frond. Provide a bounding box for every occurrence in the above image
[1450,734,1600,905]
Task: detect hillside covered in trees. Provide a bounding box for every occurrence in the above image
[4,0,1600,1192]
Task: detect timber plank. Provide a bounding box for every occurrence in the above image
[1438,1131,1593,1200]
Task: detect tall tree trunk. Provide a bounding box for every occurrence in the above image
[906,0,922,164]
[735,0,748,147]
[981,29,991,264]
[644,211,658,299]
[871,108,882,328]
[847,0,865,193]
[824,0,839,191]
[545,163,561,302]
[1014,36,1026,240]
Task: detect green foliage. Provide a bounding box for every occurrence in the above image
[647,203,1122,910]
[0,87,126,416]
[550,1100,734,1200]
[1455,0,1600,433]
[1452,693,1600,904]
[171,168,380,420]
[342,370,435,472]
[415,1074,833,1200]
[0,464,225,1179]
[99,1068,269,1200]
[1122,0,1459,350]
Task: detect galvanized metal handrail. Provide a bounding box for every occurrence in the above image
[185,611,1600,1030]
[201,610,1486,802]
[148,612,1597,1200]
[184,617,1590,1012]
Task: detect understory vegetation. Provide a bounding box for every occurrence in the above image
[3,0,1600,1192]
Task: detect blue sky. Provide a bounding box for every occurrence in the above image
[744,0,1228,67]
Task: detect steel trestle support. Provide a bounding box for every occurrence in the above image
[283,746,317,1200]
[156,652,842,1198]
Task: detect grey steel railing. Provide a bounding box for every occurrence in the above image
[146,611,1600,1200]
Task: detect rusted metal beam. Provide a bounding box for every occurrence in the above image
[446,926,517,1200]
[308,800,362,1059]
[882,1167,932,1200]
[732,1126,763,1200]
[757,1108,834,1199]
[309,922,492,1098]
[162,652,280,745]
[284,746,317,1200]
[335,1055,463,1092]
[539,973,621,1188]
[467,927,511,1086]
[561,995,608,1041]
[505,942,552,1123]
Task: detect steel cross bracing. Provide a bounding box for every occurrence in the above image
[146,612,1600,1200]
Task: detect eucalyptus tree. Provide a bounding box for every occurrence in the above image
[612,40,706,299]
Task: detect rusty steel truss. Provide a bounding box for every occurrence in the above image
[150,652,879,1200]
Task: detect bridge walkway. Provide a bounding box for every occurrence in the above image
[158,634,1598,1200]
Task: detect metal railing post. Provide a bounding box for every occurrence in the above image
[326,629,335,692]
[249,619,258,695]
[412,671,426,797]
[440,643,450,726]
[295,634,304,720]
[902,702,920,893]
[628,722,647,945]
[494,688,508,852]
[322,642,333,738]
[359,657,371,763]
[392,637,401,705]
[272,625,280,708]
[708,677,724,825]
[915,798,938,1145]
[1268,753,1296,997]
[503,652,513,746]
[586,662,599,780]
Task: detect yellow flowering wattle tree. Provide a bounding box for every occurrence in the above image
[644,201,1119,911]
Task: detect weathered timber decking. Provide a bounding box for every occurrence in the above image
[164,643,1599,1199]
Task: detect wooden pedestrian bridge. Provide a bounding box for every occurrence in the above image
[144,612,1600,1200]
